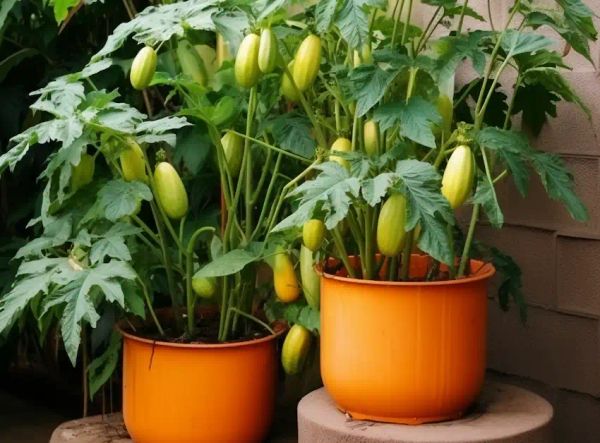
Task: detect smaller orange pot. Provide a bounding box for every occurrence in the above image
[320,254,495,425]
[120,327,282,443]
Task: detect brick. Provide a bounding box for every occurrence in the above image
[477,225,557,308]
[535,71,600,157]
[556,235,600,316]
[487,303,600,396]
[497,156,600,235]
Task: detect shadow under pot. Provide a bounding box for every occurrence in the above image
[319,254,495,425]
[119,316,283,443]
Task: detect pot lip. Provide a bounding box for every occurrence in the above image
[117,324,285,350]
[318,255,496,287]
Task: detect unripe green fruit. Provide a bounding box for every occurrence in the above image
[120,139,148,183]
[258,28,278,74]
[71,154,95,191]
[330,137,352,168]
[281,61,300,102]
[154,162,189,219]
[293,34,321,92]
[302,219,325,252]
[235,33,261,88]
[192,276,217,299]
[177,39,208,86]
[300,245,320,310]
[376,194,408,257]
[363,120,379,156]
[130,46,157,90]
[273,249,300,303]
[221,130,244,177]
[281,324,312,375]
[441,145,475,209]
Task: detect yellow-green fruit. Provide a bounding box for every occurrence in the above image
[302,219,325,252]
[273,250,300,303]
[376,194,408,257]
[192,276,217,299]
[235,33,261,88]
[435,95,453,141]
[258,28,278,74]
[441,145,475,209]
[281,324,312,375]
[293,34,321,92]
[353,43,373,66]
[120,139,148,183]
[70,154,95,191]
[130,46,157,90]
[363,120,379,156]
[281,61,300,102]
[221,130,244,177]
[330,137,352,168]
[154,162,189,219]
[300,245,320,310]
[177,39,208,86]
[216,33,231,68]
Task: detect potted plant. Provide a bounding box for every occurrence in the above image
[269,0,597,425]
[0,1,326,441]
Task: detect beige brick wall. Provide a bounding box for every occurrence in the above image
[412,1,600,441]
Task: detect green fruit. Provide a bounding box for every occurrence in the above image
[216,33,231,68]
[258,28,278,74]
[70,154,95,191]
[221,130,244,177]
[353,43,373,66]
[130,46,157,90]
[441,145,475,209]
[274,249,300,303]
[154,162,189,219]
[300,245,320,310]
[363,120,379,156]
[192,276,217,299]
[435,94,453,141]
[177,39,208,86]
[376,194,407,257]
[293,34,321,92]
[120,138,148,183]
[281,61,300,102]
[302,219,325,252]
[235,33,261,88]
[330,137,352,168]
[281,324,312,375]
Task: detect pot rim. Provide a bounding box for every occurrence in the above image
[117,324,285,350]
[318,254,495,287]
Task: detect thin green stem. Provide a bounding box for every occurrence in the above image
[457,204,479,277]
[457,0,470,34]
[137,277,165,336]
[391,0,407,48]
[185,227,216,337]
[132,215,160,245]
[331,227,357,279]
[363,207,376,280]
[251,154,283,240]
[401,0,414,46]
[229,130,312,164]
[416,6,442,52]
[228,307,275,335]
[400,230,415,280]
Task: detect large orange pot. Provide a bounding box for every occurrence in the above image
[120,327,282,442]
[320,254,495,425]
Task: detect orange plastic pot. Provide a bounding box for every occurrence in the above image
[320,254,495,425]
[120,327,282,442]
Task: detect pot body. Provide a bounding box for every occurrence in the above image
[320,255,495,424]
[121,330,280,442]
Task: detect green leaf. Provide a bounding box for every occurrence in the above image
[556,0,598,41]
[274,162,361,231]
[347,64,401,117]
[265,299,320,333]
[50,0,80,23]
[373,97,441,148]
[255,0,289,21]
[88,331,122,400]
[0,0,18,29]
[136,116,190,146]
[513,83,559,135]
[194,249,260,278]
[500,30,553,57]
[31,78,85,118]
[316,0,339,34]
[393,160,455,264]
[90,223,142,265]
[476,127,531,196]
[174,125,211,174]
[270,113,317,159]
[530,152,588,222]
[15,216,73,258]
[97,180,153,222]
[472,176,504,228]
[489,247,527,322]
[432,31,490,80]
[335,0,386,49]
[212,10,249,54]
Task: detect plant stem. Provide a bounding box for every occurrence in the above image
[457,204,479,277]
[363,207,375,279]
[228,307,275,335]
[185,227,216,337]
[457,0,470,34]
[229,130,312,164]
[401,0,414,46]
[251,153,282,240]
[391,0,407,48]
[244,88,258,239]
[416,6,442,52]
[331,226,357,278]
[137,277,165,336]
[400,230,415,280]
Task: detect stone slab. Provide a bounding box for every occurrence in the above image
[298,382,553,443]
